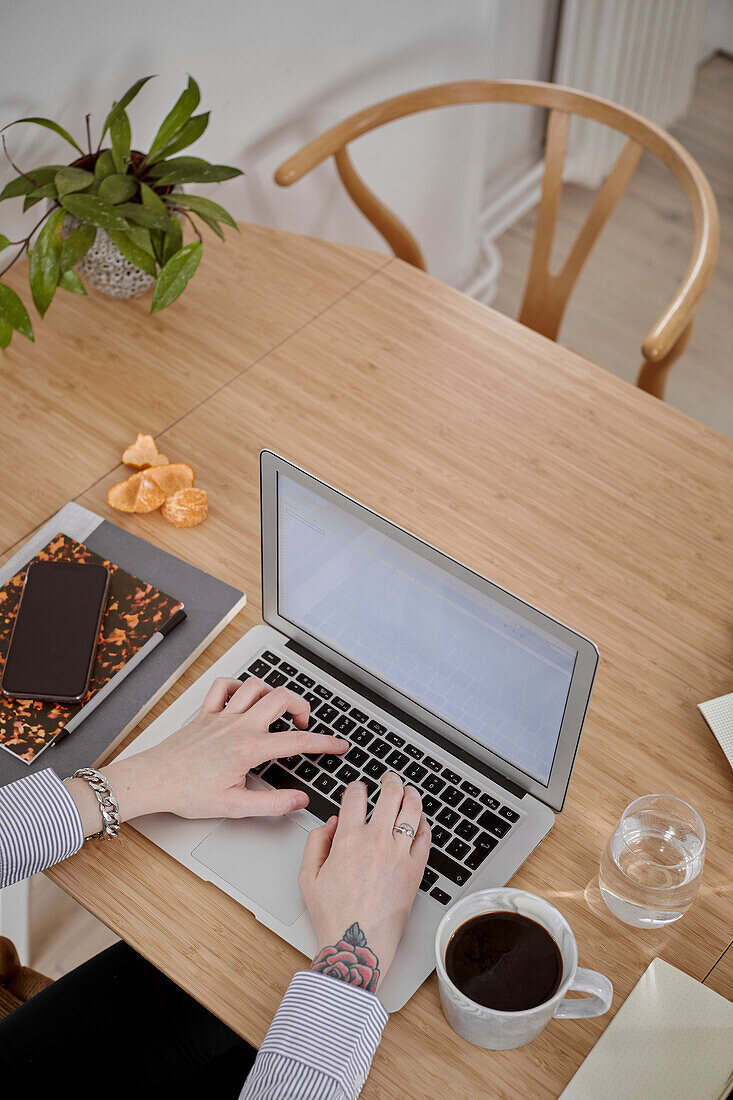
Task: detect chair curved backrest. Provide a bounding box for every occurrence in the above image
[275,80,719,399]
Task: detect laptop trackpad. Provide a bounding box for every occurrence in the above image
[191,815,309,927]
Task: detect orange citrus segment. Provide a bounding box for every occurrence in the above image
[146,463,195,497]
[107,471,166,514]
[121,433,169,469]
[161,487,208,527]
[134,476,166,513]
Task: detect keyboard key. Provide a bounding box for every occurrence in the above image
[405,744,423,759]
[442,768,461,786]
[456,819,479,842]
[314,685,332,699]
[261,763,338,823]
[420,868,439,891]
[286,680,305,694]
[314,772,337,794]
[362,777,378,799]
[351,726,373,747]
[422,794,441,818]
[320,754,343,773]
[367,720,387,735]
[262,651,280,665]
[346,746,368,768]
[386,732,405,748]
[480,793,500,810]
[465,846,491,871]
[431,826,451,848]
[430,887,452,905]
[423,756,442,772]
[365,758,388,779]
[437,807,459,829]
[317,704,339,724]
[268,718,289,733]
[404,762,427,784]
[441,785,463,807]
[424,774,446,795]
[350,707,368,724]
[386,749,409,771]
[337,764,360,784]
[428,849,471,886]
[304,691,321,707]
[279,754,300,769]
[499,806,520,822]
[311,723,332,738]
[280,662,297,678]
[446,837,471,861]
[460,780,480,798]
[370,738,389,759]
[479,809,512,838]
[297,672,315,688]
[295,760,318,781]
[250,762,267,775]
[265,670,288,688]
[474,831,498,853]
[246,658,271,678]
[332,784,346,803]
[334,714,355,735]
[332,696,350,711]
[459,797,482,820]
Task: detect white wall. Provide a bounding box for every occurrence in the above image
[1,0,558,289]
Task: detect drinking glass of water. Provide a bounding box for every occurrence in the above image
[599,794,705,928]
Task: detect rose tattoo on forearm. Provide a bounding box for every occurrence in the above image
[310,922,380,992]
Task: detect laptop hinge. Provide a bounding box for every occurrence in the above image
[285,639,527,801]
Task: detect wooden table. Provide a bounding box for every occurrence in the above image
[3,224,732,1098]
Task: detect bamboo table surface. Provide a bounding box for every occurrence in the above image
[2,223,732,1098]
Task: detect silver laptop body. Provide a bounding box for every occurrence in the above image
[118,451,598,1011]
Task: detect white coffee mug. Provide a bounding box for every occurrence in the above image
[435,887,613,1050]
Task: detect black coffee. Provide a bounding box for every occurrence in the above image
[445,911,563,1012]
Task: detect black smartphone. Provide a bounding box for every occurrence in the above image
[2,560,110,703]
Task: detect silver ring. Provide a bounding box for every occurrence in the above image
[393,822,416,839]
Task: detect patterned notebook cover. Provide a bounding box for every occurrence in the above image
[0,533,182,765]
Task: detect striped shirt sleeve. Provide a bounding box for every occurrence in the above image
[0,769,84,887]
[240,969,389,1100]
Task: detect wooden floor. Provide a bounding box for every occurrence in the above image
[494,54,733,438]
[30,56,732,980]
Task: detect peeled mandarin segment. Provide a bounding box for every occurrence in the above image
[134,476,166,513]
[121,433,169,469]
[107,476,142,513]
[146,462,195,497]
[161,487,208,527]
[107,470,165,514]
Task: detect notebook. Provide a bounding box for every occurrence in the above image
[559,958,733,1100]
[0,532,183,766]
[0,502,246,789]
[698,692,733,772]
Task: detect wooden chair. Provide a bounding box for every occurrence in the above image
[0,936,53,1019]
[274,81,719,399]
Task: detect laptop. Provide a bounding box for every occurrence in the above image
[117,450,599,1011]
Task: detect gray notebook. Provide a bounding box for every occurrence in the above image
[0,503,246,788]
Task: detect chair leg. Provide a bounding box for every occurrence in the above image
[637,321,693,400]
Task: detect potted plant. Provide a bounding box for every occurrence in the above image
[0,75,242,348]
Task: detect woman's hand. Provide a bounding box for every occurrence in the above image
[67,676,348,834]
[299,772,431,993]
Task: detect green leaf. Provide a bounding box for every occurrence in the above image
[60,192,128,230]
[54,166,94,198]
[0,283,34,339]
[0,117,83,155]
[59,269,86,294]
[0,234,10,251]
[168,192,237,229]
[110,107,131,174]
[23,183,57,211]
[107,229,157,277]
[0,165,66,201]
[60,224,96,272]
[139,181,169,214]
[148,112,209,164]
[161,218,183,264]
[29,207,65,317]
[99,75,155,144]
[98,173,138,204]
[125,223,154,255]
[150,240,201,313]
[94,150,116,180]
[117,200,175,231]
[147,76,200,161]
[192,211,224,239]
[0,317,12,348]
[149,160,242,186]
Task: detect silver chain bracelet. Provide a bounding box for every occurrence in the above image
[71,767,121,839]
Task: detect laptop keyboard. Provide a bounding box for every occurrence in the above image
[243,649,522,906]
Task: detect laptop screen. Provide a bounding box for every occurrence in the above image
[276,474,577,786]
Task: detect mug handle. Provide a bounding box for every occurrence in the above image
[553,967,613,1019]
